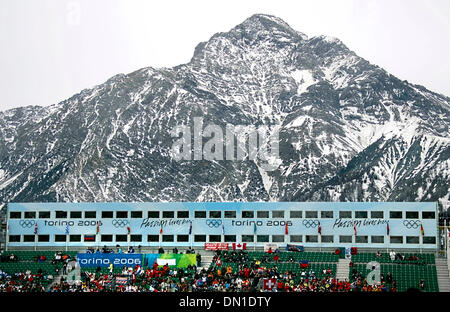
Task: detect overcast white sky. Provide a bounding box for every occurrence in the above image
[1,0,449,111]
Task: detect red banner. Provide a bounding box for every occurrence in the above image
[204,243,229,251]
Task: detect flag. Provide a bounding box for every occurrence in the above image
[96,221,100,234]
[160,224,163,235]
[84,235,95,241]
[232,243,247,250]
[65,224,69,235]
[300,260,309,268]
[253,222,257,235]
[189,221,192,235]
[127,226,131,235]
[420,223,424,236]
[34,222,38,235]
[115,277,127,285]
[285,222,289,235]
[263,278,277,291]
[216,256,222,267]
[318,221,322,235]
[387,223,390,236]
[353,224,357,236]
[222,223,225,235]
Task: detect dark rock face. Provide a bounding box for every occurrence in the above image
[0,14,449,210]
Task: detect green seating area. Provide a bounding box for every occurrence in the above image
[210,251,338,284]
[0,250,77,286]
[382,264,438,292]
[351,252,435,265]
[212,261,336,283]
[0,261,63,275]
[267,263,336,279]
[1,250,78,262]
[247,251,339,263]
[349,262,439,292]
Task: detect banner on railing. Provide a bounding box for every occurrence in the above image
[144,253,197,268]
[264,243,279,252]
[77,253,144,268]
[286,244,304,252]
[157,258,176,266]
[204,243,229,250]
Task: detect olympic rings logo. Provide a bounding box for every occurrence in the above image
[19,220,36,228]
[403,220,420,229]
[112,219,129,228]
[206,219,222,228]
[302,219,319,228]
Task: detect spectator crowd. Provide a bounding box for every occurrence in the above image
[0,249,428,292]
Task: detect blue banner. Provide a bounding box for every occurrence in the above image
[77,253,144,268]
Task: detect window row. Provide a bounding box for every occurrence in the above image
[8,234,437,244]
[8,210,436,220]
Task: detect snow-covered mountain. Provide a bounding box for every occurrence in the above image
[0,14,449,211]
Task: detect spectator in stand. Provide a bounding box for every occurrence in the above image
[419,279,425,290]
[1,249,430,293]
[54,251,62,261]
[386,272,393,284]
[389,251,396,261]
[277,280,284,291]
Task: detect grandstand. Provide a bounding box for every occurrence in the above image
[1,201,449,292]
[1,248,447,292]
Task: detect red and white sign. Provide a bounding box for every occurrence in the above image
[263,243,278,252]
[115,277,128,285]
[263,278,277,291]
[232,243,247,250]
[204,243,229,251]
